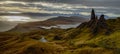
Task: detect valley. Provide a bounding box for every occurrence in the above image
[0,9,120,54]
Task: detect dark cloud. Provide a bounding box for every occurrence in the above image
[0,0,120,7]
[7,0,120,8]
[0,0,119,17]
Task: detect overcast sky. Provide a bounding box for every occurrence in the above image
[0,0,120,32]
[0,0,120,19]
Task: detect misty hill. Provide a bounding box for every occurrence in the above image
[9,16,88,32]
[0,21,17,32]
[46,16,88,22]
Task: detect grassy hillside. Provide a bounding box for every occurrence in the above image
[59,17,120,54]
[0,32,63,54]
[0,17,120,54]
[1,9,120,54]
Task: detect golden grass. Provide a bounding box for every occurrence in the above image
[0,35,63,54]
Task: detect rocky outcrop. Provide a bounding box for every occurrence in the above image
[88,9,99,28]
[91,14,112,35]
[91,9,96,20]
[78,9,112,35]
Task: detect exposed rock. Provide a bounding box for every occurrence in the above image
[91,9,96,20]
[78,9,112,35]
[92,14,112,35]
[99,15,106,22]
[77,9,97,28]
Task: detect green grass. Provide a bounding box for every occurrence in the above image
[0,33,63,54]
[0,17,120,54]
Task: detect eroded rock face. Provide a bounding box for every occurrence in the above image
[91,9,96,20]
[91,15,112,35]
[78,9,112,35]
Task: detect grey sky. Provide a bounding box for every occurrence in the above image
[0,0,120,32]
[0,0,120,18]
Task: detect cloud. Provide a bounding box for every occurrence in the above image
[0,0,119,17]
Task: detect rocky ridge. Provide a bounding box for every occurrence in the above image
[78,9,112,35]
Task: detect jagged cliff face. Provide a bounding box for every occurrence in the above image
[91,9,96,20]
[78,9,112,35]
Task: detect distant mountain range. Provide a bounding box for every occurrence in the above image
[9,16,89,32]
